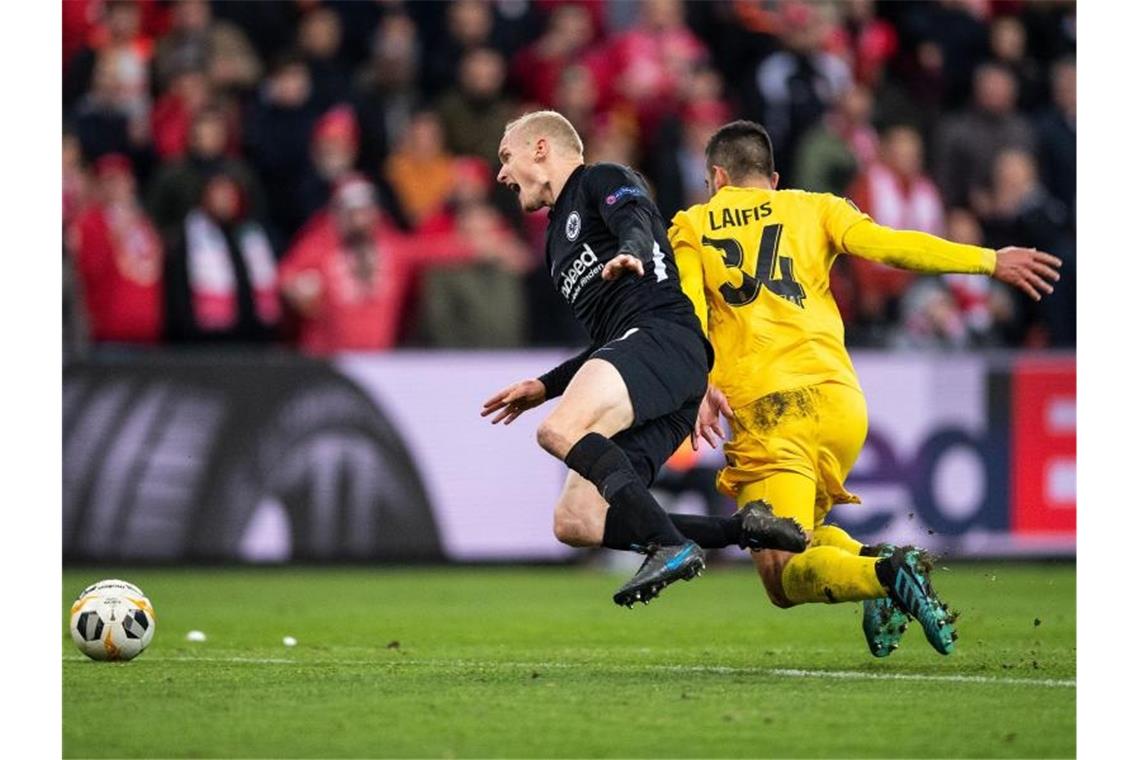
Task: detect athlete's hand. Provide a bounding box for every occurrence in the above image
[691,385,735,450]
[602,253,644,281]
[481,379,547,425]
[992,247,1062,301]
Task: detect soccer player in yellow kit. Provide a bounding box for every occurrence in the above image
[667,121,1062,656]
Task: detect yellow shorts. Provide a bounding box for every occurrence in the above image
[716,382,868,532]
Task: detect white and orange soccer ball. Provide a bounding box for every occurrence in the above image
[69,579,156,662]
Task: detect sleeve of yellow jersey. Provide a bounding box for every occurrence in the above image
[821,194,997,276]
[668,209,709,336]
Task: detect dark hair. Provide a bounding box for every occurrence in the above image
[705,120,775,182]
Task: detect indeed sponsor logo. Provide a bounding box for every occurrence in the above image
[560,245,600,300]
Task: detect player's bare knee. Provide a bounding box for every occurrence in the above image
[761,573,796,609]
[755,551,796,609]
[552,512,595,547]
[536,419,574,459]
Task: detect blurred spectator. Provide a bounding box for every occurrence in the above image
[979,148,1075,346]
[793,84,878,195]
[933,63,1036,211]
[353,12,421,173]
[69,155,164,345]
[849,125,943,235]
[297,7,353,112]
[891,279,972,350]
[835,0,899,87]
[279,176,476,355]
[552,65,600,139]
[420,0,497,99]
[295,106,362,226]
[244,53,322,239]
[942,207,1017,346]
[417,200,531,348]
[208,0,297,67]
[651,62,733,216]
[1035,56,1076,221]
[1020,1,1077,62]
[384,110,458,228]
[164,170,279,343]
[150,67,212,160]
[585,111,640,167]
[146,106,266,237]
[64,0,153,111]
[753,1,852,176]
[72,52,152,167]
[594,0,710,143]
[897,0,990,109]
[510,4,597,107]
[651,100,729,220]
[845,125,944,342]
[152,0,262,96]
[436,48,519,168]
[988,15,1046,111]
[63,130,92,230]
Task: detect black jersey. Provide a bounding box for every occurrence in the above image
[544,163,702,345]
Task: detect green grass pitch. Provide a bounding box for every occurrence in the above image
[63,562,1075,758]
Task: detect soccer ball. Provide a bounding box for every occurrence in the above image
[69,579,156,662]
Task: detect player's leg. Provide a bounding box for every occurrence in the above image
[539,323,716,605]
[816,383,957,655]
[613,406,806,553]
[551,471,607,547]
[739,473,888,607]
[549,411,806,556]
[536,357,691,551]
[812,524,875,555]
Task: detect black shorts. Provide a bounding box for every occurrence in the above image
[592,319,710,487]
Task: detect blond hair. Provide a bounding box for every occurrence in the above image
[503,110,584,157]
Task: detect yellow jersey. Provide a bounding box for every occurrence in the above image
[670,187,995,408]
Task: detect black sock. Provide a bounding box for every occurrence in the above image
[874,558,893,588]
[668,513,741,549]
[564,432,687,550]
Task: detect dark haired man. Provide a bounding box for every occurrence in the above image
[671,120,1061,655]
[484,111,807,607]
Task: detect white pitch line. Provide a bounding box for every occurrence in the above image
[63,655,1075,689]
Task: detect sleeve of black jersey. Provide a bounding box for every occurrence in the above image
[538,344,596,400]
[588,164,659,266]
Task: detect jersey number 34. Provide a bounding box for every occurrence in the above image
[702,223,806,308]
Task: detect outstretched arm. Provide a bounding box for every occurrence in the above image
[841,220,1062,301]
[480,346,596,425]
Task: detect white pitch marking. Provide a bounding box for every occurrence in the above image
[63,655,1075,689]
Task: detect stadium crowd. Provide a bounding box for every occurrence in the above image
[62,0,1076,356]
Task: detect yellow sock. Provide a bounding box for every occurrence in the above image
[811,524,865,555]
[780,546,886,604]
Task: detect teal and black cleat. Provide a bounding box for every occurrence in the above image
[735,500,808,553]
[862,543,910,658]
[880,546,959,655]
[613,541,705,607]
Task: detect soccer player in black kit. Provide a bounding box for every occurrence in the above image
[482,111,806,606]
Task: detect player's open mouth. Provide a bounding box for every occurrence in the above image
[509,183,521,195]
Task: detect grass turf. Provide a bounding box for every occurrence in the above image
[63,562,1074,758]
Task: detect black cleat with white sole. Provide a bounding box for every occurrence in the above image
[735,500,808,553]
[613,541,705,607]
